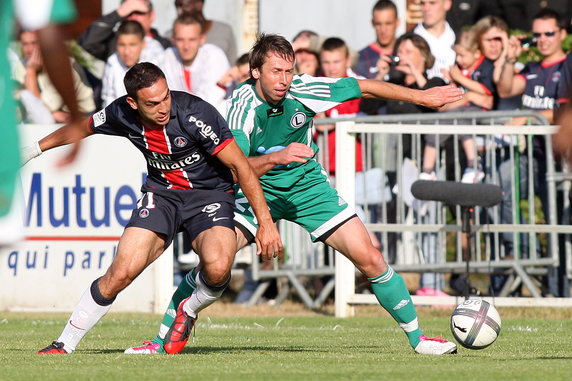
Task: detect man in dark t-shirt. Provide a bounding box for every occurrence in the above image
[27,63,281,354]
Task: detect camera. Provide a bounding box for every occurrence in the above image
[520,37,537,48]
[386,55,400,65]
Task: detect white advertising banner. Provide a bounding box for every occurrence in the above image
[0,125,173,313]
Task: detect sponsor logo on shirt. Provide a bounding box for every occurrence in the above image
[92,110,106,127]
[267,106,284,117]
[139,208,150,218]
[290,112,306,128]
[189,115,220,144]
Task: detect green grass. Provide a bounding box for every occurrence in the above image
[1,310,571,381]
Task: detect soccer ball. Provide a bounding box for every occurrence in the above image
[450,299,501,349]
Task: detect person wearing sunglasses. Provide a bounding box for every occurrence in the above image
[497,8,567,123]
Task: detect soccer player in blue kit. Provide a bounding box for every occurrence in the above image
[28,62,282,354]
[129,34,463,356]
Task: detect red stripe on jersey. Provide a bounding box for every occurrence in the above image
[144,126,171,154]
[212,137,234,155]
[161,169,192,190]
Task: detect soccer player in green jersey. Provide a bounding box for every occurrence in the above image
[1,0,83,247]
[126,34,463,355]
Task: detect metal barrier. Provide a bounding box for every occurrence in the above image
[176,110,571,310]
[333,110,572,316]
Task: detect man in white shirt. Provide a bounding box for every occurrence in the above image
[413,0,456,79]
[163,13,230,107]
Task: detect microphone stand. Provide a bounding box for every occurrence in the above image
[461,206,474,300]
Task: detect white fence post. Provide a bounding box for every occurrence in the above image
[335,121,356,317]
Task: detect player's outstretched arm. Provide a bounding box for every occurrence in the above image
[22,118,92,166]
[358,79,463,109]
[216,140,284,260]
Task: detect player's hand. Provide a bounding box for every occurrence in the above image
[255,221,284,261]
[117,0,150,17]
[406,0,423,25]
[274,143,315,165]
[419,85,464,109]
[374,56,391,80]
[26,47,43,72]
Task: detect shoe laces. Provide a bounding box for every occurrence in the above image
[420,335,447,343]
[138,341,157,349]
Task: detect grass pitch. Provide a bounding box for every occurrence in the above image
[1,305,571,381]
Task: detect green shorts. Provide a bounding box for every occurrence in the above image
[234,161,356,242]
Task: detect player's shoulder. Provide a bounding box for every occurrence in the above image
[172,90,225,125]
[171,90,215,113]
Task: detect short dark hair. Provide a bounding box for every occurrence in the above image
[173,12,206,34]
[395,32,435,70]
[320,37,349,57]
[124,62,166,99]
[117,20,145,40]
[533,8,564,29]
[236,52,249,66]
[373,0,398,17]
[249,33,295,72]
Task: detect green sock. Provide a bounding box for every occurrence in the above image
[151,268,197,351]
[369,266,423,348]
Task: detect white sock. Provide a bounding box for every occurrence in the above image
[56,283,113,353]
[182,272,227,318]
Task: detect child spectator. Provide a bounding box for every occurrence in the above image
[421,30,486,184]
[101,20,162,107]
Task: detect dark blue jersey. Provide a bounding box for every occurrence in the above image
[89,91,234,192]
[557,53,572,105]
[519,57,566,110]
[466,56,496,110]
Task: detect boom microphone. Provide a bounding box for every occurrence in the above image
[411,180,503,207]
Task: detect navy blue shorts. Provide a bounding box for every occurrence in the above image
[126,188,236,248]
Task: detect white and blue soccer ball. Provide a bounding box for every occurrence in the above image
[450,299,501,349]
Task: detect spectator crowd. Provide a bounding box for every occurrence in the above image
[9,0,572,298]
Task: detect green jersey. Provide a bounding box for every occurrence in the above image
[226,74,362,188]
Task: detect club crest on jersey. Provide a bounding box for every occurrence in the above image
[92,110,106,127]
[202,203,221,215]
[290,112,306,128]
[173,136,188,147]
[139,208,150,218]
[552,71,561,83]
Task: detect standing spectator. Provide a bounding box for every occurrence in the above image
[163,13,230,107]
[497,9,568,296]
[16,30,95,123]
[413,0,456,79]
[174,0,237,63]
[384,32,449,296]
[78,0,169,62]
[498,9,567,124]
[356,0,401,80]
[101,20,163,107]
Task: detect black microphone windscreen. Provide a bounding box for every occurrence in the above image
[411,180,503,207]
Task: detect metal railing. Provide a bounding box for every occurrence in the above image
[183,110,571,310]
